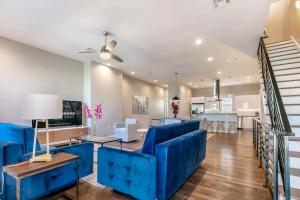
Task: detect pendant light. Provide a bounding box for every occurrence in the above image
[172,72,180,101]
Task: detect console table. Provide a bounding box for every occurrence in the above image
[38,126,89,144]
[3,153,80,200]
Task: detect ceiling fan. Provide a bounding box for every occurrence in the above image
[77,31,123,62]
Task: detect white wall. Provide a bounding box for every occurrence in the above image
[0,36,84,125]
[168,83,192,119]
[122,74,166,128]
[179,84,192,119]
[91,62,123,136]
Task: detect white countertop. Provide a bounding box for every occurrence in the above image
[202,112,237,115]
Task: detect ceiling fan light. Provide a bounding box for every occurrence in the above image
[100,52,111,60]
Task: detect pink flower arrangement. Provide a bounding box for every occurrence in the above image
[94,104,103,119]
[84,103,103,120]
[84,104,93,119]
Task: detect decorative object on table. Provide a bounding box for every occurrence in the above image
[22,93,62,162]
[171,101,179,118]
[172,72,180,101]
[83,103,103,135]
[132,95,149,114]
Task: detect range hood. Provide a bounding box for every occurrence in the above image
[213,79,222,101]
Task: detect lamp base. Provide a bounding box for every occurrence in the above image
[30,154,52,162]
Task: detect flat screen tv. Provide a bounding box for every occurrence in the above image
[32,100,82,128]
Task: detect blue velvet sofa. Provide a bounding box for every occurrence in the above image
[98,120,207,200]
[0,123,94,200]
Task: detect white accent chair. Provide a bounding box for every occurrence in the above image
[113,118,140,142]
[164,118,182,125]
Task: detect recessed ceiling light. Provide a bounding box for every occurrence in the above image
[130,71,135,75]
[164,84,168,87]
[194,85,198,88]
[195,39,203,45]
[246,76,251,79]
[107,63,112,66]
[227,58,231,62]
[189,82,193,85]
[217,71,222,74]
[208,57,213,62]
[153,80,158,83]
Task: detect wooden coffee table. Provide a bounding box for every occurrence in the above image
[3,152,80,200]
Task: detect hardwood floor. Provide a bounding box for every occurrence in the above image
[49,131,272,200]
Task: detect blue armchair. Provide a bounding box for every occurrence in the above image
[98,120,207,200]
[0,123,94,200]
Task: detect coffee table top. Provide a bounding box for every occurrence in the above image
[4,152,79,178]
[74,135,121,144]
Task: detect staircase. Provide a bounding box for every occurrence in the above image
[262,39,300,199]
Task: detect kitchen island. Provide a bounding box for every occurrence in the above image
[195,112,238,133]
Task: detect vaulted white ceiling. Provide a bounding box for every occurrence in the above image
[0,0,275,88]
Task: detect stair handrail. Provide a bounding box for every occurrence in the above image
[257,37,295,200]
[258,38,292,133]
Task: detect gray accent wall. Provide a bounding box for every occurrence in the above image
[0,36,84,125]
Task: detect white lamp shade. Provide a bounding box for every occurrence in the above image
[22,94,63,120]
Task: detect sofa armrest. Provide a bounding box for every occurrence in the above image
[155,130,207,200]
[0,142,23,167]
[54,142,94,177]
[98,147,156,200]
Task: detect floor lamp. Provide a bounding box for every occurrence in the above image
[22,94,62,162]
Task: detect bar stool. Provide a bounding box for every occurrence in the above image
[228,121,237,133]
[205,121,214,132]
[216,121,225,133]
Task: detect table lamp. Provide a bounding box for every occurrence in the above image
[22,94,62,162]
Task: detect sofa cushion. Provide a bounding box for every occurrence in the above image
[155,129,207,200]
[183,120,200,133]
[141,123,186,155]
[141,120,200,155]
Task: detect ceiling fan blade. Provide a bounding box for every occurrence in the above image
[110,53,123,62]
[105,40,117,52]
[77,48,96,53]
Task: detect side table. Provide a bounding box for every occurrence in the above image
[3,152,80,200]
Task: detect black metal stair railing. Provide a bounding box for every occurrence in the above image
[256,37,294,200]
